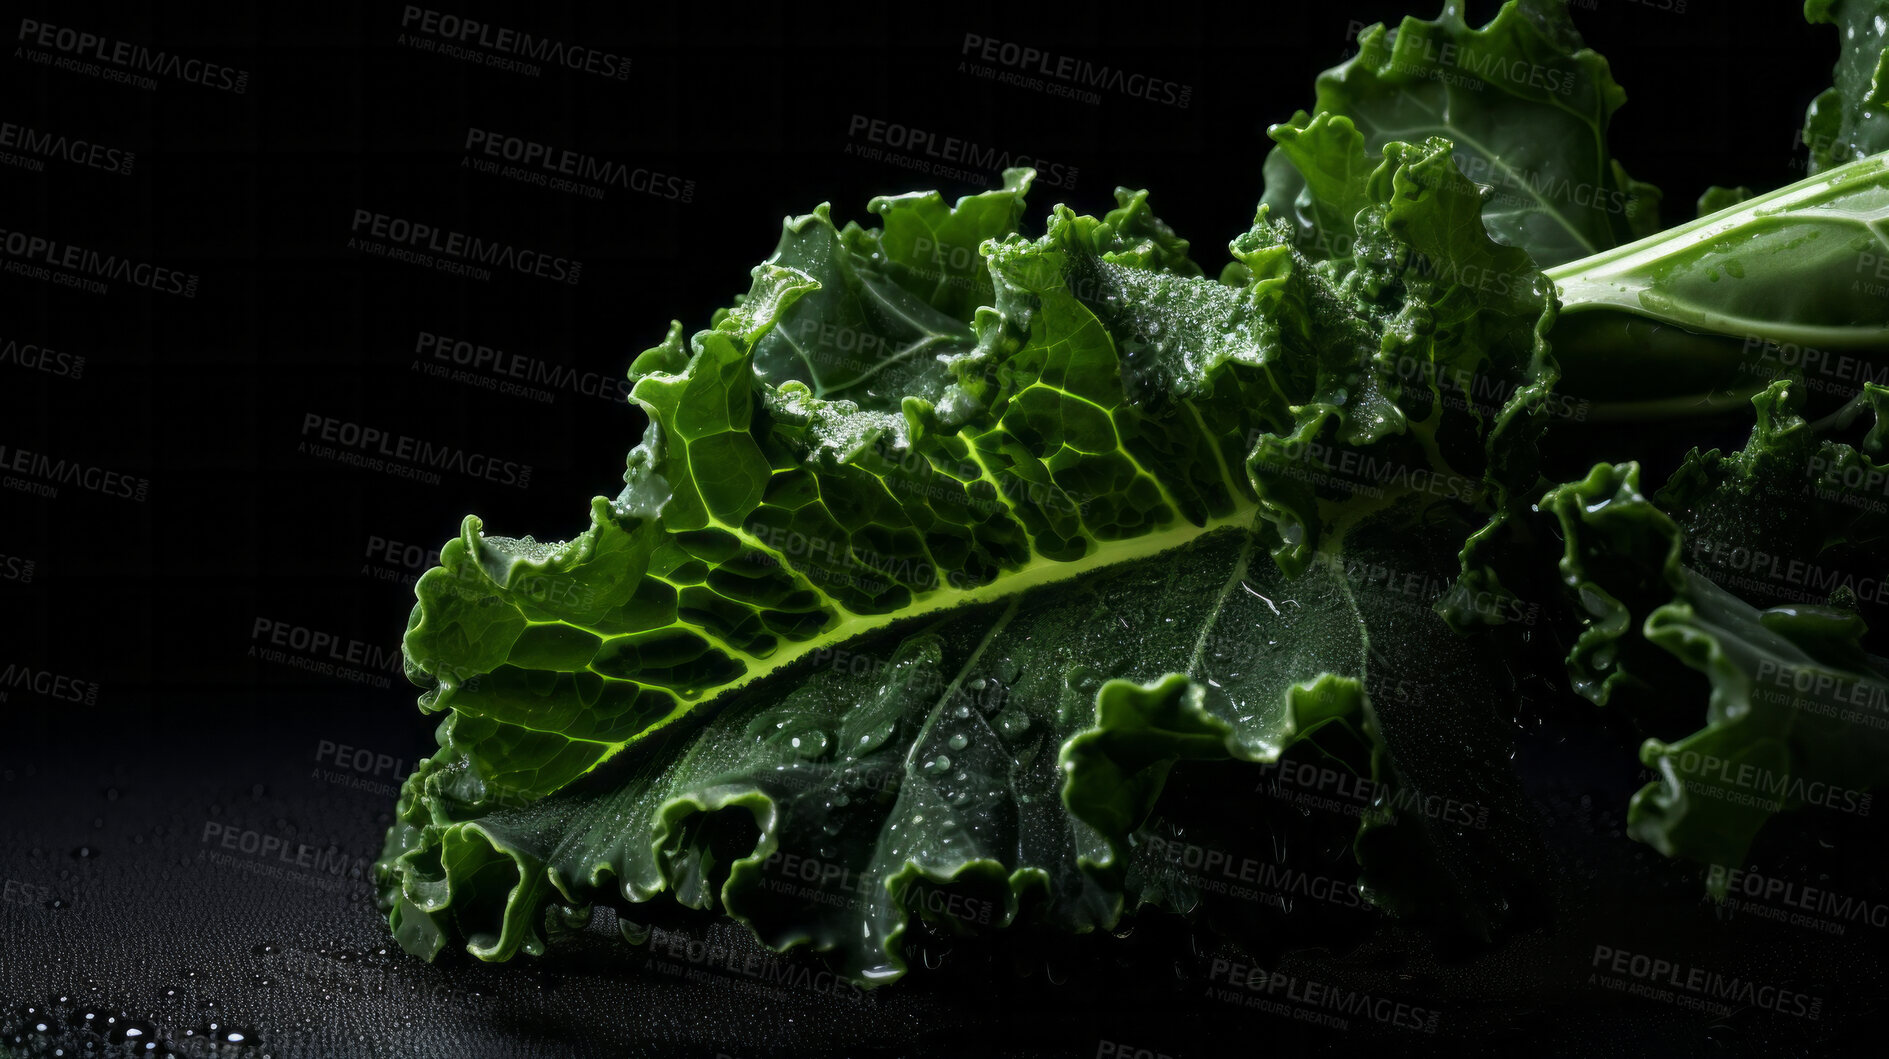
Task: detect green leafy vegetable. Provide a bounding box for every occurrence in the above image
[1694,185,1753,218]
[1542,152,1889,411]
[1541,391,1889,874]
[1261,0,1659,268]
[377,0,1889,987]
[1803,0,1889,174]
[1547,154,1889,348]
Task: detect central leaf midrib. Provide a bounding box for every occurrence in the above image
[578,507,1262,777]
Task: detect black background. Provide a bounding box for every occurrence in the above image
[0,1,1872,1057]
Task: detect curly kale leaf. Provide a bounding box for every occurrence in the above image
[1541,383,1889,877]
[377,130,1559,982]
[1803,0,1889,174]
[1261,0,1660,269]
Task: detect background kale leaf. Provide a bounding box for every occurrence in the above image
[1259,0,1660,269]
[1803,0,1889,174]
[1531,379,1889,870]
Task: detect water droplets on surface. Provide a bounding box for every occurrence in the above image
[994,707,1031,739]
